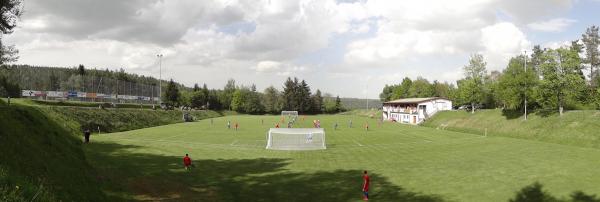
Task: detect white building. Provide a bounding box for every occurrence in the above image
[382,97,452,125]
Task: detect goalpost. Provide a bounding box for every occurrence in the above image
[266,128,326,150]
[281,110,298,121]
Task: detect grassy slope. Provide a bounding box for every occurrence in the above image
[87,115,600,201]
[7,98,223,133]
[50,107,222,133]
[0,103,107,201]
[422,109,600,149]
[13,98,156,109]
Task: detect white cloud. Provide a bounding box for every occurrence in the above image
[481,22,531,70]
[254,60,282,72]
[527,18,577,32]
[4,0,580,98]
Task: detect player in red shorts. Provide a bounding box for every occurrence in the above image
[362,170,370,200]
[183,154,192,171]
[275,123,280,128]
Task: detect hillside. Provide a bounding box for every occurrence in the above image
[422,109,600,149]
[0,101,108,201]
[338,97,382,110]
[51,107,222,133]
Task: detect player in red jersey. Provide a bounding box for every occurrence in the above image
[362,170,370,200]
[183,154,192,170]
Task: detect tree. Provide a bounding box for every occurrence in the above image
[391,77,412,99]
[262,86,281,114]
[582,25,600,82]
[243,86,264,114]
[0,0,22,65]
[379,84,395,101]
[334,95,343,112]
[311,89,324,113]
[432,80,451,98]
[282,77,299,111]
[78,64,86,76]
[0,74,20,97]
[498,55,538,110]
[193,83,200,92]
[231,89,243,112]
[189,91,206,109]
[164,79,180,107]
[538,48,586,116]
[408,77,434,97]
[230,86,264,114]
[49,72,60,91]
[298,80,312,113]
[221,79,236,110]
[460,53,487,113]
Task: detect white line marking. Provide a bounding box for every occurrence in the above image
[352,140,363,147]
[230,140,238,146]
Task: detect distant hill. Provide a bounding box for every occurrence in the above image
[336,97,382,110]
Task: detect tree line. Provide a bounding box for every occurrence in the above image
[0,64,185,98]
[381,25,600,115]
[166,77,345,114]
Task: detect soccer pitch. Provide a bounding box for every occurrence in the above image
[86,115,600,201]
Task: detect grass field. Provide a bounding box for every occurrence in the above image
[86,115,600,201]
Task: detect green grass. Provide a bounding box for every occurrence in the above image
[86,114,600,201]
[0,104,108,201]
[50,107,222,133]
[422,109,600,149]
[8,98,157,109]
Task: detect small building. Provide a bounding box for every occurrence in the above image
[382,97,452,125]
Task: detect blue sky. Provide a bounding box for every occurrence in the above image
[6,0,600,98]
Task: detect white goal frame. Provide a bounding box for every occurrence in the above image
[281,111,298,118]
[266,128,326,150]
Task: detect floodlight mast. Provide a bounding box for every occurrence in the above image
[157,54,163,105]
[524,50,527,121]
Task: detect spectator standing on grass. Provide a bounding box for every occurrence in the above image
[227,121,231,129]
[334,122,338,130]
[83,129,91,143]
[7,96,10,105]
[183,154,192,170]
[349,120,353,128]
[276,123,280,128]
[362,170,370,201]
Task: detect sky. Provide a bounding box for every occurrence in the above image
[5,0,600,98]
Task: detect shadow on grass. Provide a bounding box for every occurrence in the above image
[86,142,445,202]
[501,109,523,120]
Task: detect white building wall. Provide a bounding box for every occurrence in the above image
[383,98,453,125]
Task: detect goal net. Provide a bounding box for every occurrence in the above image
[266,128,326,150]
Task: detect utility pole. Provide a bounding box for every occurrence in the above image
[157,54,163,105]
[366,83,369,110]
[524,50,527,121]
